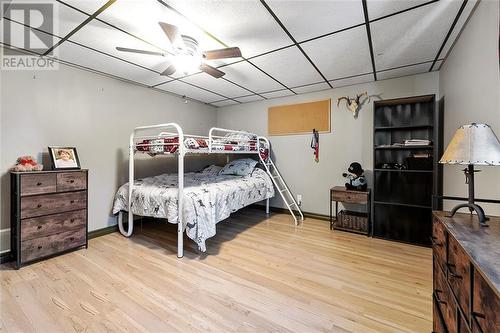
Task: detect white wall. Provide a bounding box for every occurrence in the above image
[439,0,500,216]
[0,57,217,253]
[217,72,440,215]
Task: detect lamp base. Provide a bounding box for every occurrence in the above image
[446,203,489,227]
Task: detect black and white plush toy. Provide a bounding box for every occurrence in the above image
[342,162,367,191]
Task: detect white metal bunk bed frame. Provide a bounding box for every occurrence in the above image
[117,123,304,258]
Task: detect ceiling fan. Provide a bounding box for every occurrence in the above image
[116,22,242,78]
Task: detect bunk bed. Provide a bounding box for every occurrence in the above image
[113,123,303,258]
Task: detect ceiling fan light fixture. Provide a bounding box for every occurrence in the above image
[176,54,202,75]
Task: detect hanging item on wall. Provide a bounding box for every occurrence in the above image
[310,129,319,162]
[336,92,384,119]
[10,156,43,172]
[336,92,368,119]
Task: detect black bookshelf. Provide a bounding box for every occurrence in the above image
[372,95,443,246]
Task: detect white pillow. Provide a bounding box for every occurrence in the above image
[224,132,257,142]
[219,158,258,176]
[200,164,222,175]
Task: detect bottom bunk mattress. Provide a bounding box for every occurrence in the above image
[112,168,274,251]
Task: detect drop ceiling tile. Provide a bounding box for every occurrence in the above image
[166,0,291,58]
[212,100,239,107]
[292,82,330,94]
[266,0,364,42]
[261,89,295,99]
[371,0,463,71]
[68,19,180,76]
[60,0,109,15]
[437,0,477,59]
[377,62,432,81]
[235,95,264,103]
[182,73,250,98]
[330,74,374,88]
[301,26,372,81]
[366,0,431,20]
[157,80,223,103]
[57,41,167,86]
[251,47,324,87]
[3,1,89,38]
[221,60,284,93]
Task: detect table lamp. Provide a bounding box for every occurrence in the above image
[439,123,500,226]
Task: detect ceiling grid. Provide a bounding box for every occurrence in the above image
[1,0,475,106]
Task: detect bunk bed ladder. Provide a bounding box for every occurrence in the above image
[258,141,304,225]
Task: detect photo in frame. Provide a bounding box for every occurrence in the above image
[48,147,81,170]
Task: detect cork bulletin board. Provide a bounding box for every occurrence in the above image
[268,99,331,136]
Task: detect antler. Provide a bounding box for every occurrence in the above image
[337,96,351,107]
[355,92,368,102]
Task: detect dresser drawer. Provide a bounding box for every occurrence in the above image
[57,172,87,192]
[331,190,368,204]
[20,228,86,263]
[20,173,56,196]
[21,210,86,241]
[434,258,457,333]
[20,191,87,219]
[447,235,470,322]
[432,216,446,270]
[473,269,500,333]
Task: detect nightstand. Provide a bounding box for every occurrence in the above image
[330,186,371,235]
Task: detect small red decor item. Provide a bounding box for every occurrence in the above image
[11,156,43,172]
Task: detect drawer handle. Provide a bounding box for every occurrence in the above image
[36,182,42,186]
[37,225,42,230]
[37,245,42,250]
[70,200,75,204]
[37,204,42,208]
[69,180,75,183]
[446,263,462,279]
[70,218,76,223]
[472,311,486,319]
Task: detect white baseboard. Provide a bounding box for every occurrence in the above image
[0,228,11,254]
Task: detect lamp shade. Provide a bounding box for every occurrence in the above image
[440,123,500,165]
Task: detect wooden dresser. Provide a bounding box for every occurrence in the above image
[11,170,88,269]
[432,211,499,333]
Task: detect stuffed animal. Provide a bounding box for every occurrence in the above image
[11,156,43,172]
[342,162,367,191]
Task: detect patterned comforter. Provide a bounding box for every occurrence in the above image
[112,168,274,251]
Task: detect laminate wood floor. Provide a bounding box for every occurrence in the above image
[1,208,432,332]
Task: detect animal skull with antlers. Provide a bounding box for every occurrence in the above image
[337,92,368,119]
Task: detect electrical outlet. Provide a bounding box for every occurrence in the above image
[297,194,302,206]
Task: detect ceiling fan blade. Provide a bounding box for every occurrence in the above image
[158,22,181,46]
[160,63,176,76]
[116,47,165,57]
[203,47,242,60]
[200,63,225,78]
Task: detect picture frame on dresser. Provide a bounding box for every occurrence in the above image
[48,146,81,170]
[10,169,89,269]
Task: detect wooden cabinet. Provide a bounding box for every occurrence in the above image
[11,170,88,269]
[432,212,500,333]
